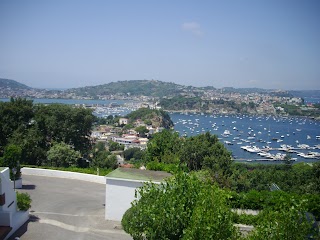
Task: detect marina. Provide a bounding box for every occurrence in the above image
[171,112,320,163]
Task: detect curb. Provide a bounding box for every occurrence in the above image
[21,168,106,184]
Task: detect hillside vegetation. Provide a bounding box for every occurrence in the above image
[66,80,188,98]
[0,78,31,89]
[125,108,173,129]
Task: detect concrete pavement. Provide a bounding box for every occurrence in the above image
[10,175,132,240]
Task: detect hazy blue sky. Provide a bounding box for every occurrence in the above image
[1,0,319,90]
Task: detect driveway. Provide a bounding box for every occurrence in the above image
[11,175,132,240]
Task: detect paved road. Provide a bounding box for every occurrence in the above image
[11,175,132,240]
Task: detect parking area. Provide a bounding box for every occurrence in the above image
[11,175,132,240]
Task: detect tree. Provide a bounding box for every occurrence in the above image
[135,126,149,137]
[311,162,320,193]
[284,153,293,169]
[124,147,144,161]
[182,186,240,240]
[144,129,181,163]
[125,108,173,129]
[180,132,232,171]
[1,144,22,179]
[46,142,81,168]
[93,142,106,152]
[0,98,34,151]
[122,172,241,240]
[247,207,319,240]
[91,151,117,169]
[34,104,94,154]
[9,124,47,166]
[108,140,124,151]
[90,142,118,169]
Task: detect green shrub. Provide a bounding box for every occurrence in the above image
[146,161,187,174]
[183,186,241,240]
[247,208,320,240]
[16,192,31,211]
[303,194,320,220]
[229,190,320,221]
[121,172,240,240]
[232,212,260,226]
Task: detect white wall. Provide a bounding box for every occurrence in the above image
[0,168,17,215]
[105,178,144,221]
[0,168,29,240]
[105,177,161,221]
[21,167,106,184]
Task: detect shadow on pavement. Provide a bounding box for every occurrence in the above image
[8,215,40,240]
[21,184,36,190]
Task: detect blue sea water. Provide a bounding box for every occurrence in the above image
[304,97,320,104]
[170,113,320,164]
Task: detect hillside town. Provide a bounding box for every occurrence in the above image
[1,78,319,118]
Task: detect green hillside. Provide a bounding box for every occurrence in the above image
[66,80,188,98]
[0,78,31,89]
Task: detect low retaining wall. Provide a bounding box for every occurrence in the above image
[21,167,106,184]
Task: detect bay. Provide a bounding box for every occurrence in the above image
[171,112,320,164]
[1,98,319,164]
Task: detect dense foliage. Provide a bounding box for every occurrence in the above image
[125,108,173,129]
[65,80,187,98]
[122,173,319,239]
[122,172,241,240]
[123,147,145,161]
[0,144,22,179]
[247,209,319,240]
[159,96,259,114]
[89,142,118,169]
[144,130,181,164]
[144,131,233,183]
[45,142,81,168]
[273,102,320,117]
[16,192,32,211]
[108,140,125,151]
[0,98,94,166]
[230,162,320,194]
[229,190,320,220]
[124,127,320,239]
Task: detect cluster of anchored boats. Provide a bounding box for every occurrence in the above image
[240,144,320,161]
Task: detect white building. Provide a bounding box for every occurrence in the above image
[0,167,29,240]
[105,168,171,221]
[119,118,128,125]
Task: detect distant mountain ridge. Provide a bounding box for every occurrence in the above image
[0,78,31,89]
[65,80,194,98]
[1,78,319,100]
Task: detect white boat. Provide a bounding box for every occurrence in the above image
[273,153,286,160]
[224,141,233,145]
[297,144,310,149]
[223,130,231,135]
[241,145,260,153]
